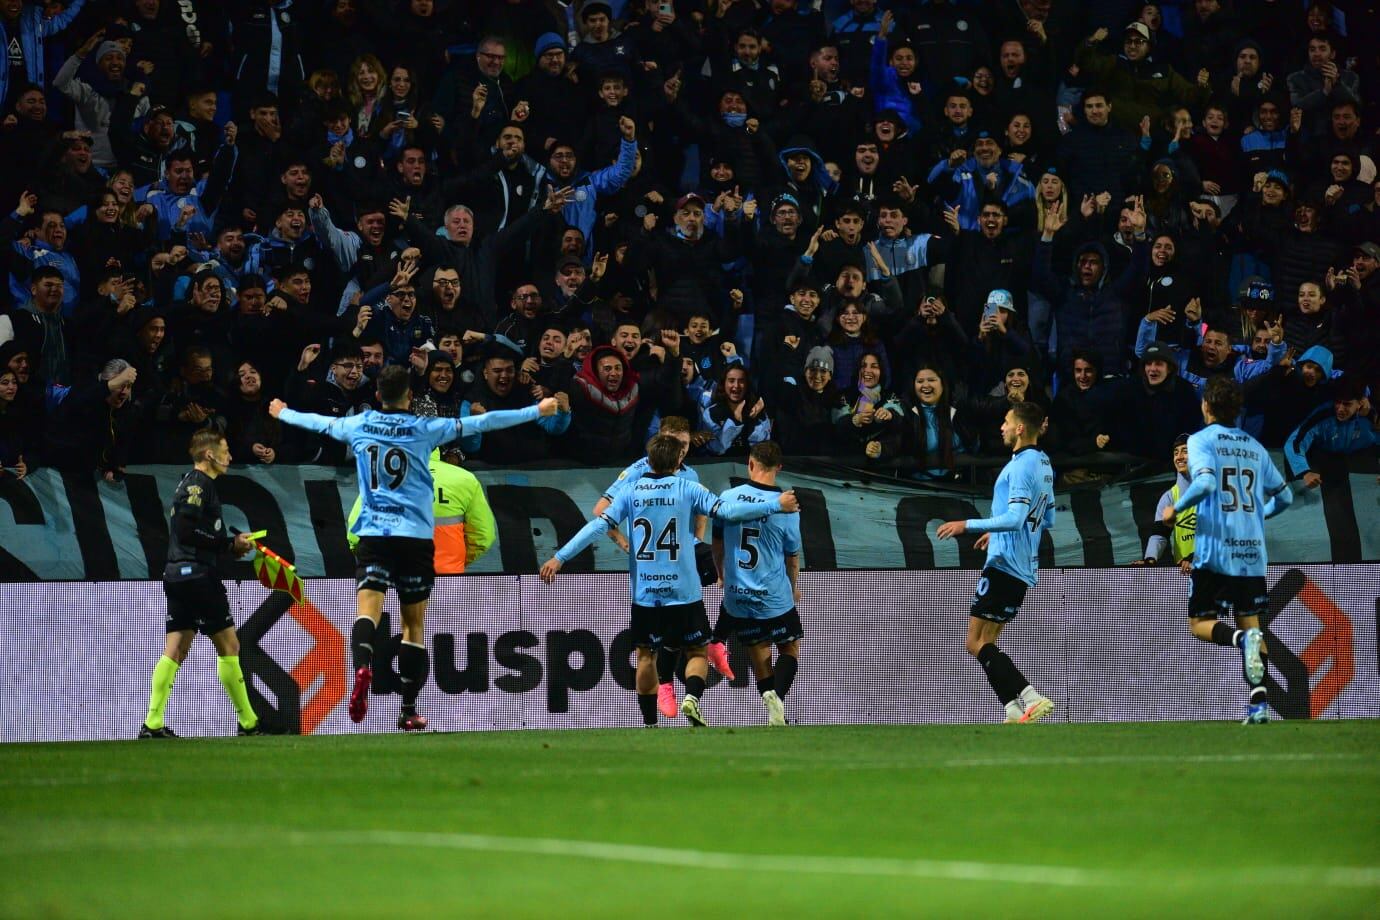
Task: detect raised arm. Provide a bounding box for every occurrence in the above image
[38,0,86,36]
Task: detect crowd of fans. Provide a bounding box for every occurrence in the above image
[0,0,1376,487]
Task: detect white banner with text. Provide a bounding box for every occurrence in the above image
[1,566,1374,742]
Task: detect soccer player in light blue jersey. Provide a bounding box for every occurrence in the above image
[713,442,803,727]
[271,366,557,730]
[938,402,1057,724]
[591,416,730,721]
[541,434,799,727]
[1164,376,1292,724]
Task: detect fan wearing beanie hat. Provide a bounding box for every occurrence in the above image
[53,31,144,169]
[804,346,834,375]
[534,33,566,59]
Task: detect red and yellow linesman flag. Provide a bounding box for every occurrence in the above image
[244,531,306,604]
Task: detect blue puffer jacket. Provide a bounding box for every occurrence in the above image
[0,0,85,105]
[1284,403,1379,477]
[927,155,1034,231]
[547,137,637,261]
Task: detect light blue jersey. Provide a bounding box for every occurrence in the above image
[601,457,699,505]
[278,405,540,538]
[965,447,1056,587]
[1174,424,1292,577]
[556,474,781,606]
[717,482,800,620]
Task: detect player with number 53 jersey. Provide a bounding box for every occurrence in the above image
[1169,376,1292,724]
[1177,425,1290,579]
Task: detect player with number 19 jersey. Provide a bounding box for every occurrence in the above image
[1181,425,1289,577]
[967,446,1056,586]
[556,475,778,606]
[277,405,540,538]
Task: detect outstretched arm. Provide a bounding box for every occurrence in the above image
[542,500,624,582]
[455,400,556,436]
[713,493,797,522]
[555,514,614,564]
[272,402,352,442]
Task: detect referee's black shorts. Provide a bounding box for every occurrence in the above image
[163,576,235,636]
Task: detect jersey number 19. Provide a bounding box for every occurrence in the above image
[365,444,409,490]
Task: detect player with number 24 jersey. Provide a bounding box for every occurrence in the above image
[556,475,776,606]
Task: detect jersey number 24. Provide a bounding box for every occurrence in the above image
[634,516,680,561]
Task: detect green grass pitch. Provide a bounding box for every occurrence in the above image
[2,721,1377,918]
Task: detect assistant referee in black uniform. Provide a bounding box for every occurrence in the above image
[140,430,261,737]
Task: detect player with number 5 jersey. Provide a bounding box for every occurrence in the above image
[271,366,559,731]
[1168,376,1292,724]
[541,435,799,728]
[714,442,803,727]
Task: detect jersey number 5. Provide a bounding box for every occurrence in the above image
[365,444,409,490]
[634,517,680,561]
[1219,466,1256,513]
[737,527,760,570]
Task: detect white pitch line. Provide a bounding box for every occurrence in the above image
[6,828,1379,891]
[304,829,1114,887]
[304,830,1380,890]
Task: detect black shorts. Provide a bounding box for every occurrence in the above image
[630,600,711,650]
[716,606,805,646]
[969,567,1029,624]
[163,577,235,636]
[354,536,435,604]
[1189,569,1268,620]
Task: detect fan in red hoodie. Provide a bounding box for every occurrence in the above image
[568,344,640,463]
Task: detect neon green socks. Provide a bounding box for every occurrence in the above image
[217,655,258,730]
[145,655,180,730]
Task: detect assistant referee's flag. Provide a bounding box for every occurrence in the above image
[249,537,306,604]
